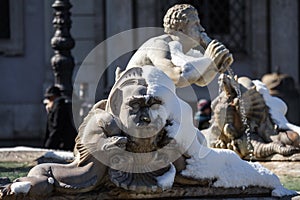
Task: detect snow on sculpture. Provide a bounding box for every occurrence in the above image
[0,66,296,199]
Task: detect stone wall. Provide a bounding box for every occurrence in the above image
[270,0,299,82]
[0,0,299,146]
[0,0,46,146]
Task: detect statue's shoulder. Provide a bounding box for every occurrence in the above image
[144,34,172,47]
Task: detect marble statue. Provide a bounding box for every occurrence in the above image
[0,4,297,199]
[205,74,300,159]
[0,66,296,199]
[125,4,233,88]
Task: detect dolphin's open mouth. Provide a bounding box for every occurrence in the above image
[103,136,127,150]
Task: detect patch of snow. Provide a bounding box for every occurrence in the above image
[186,48,204,57]
[156,163,176,190]
[47,177,55,184]
[43,151,74,161]
[142,65,202,153]
[0,146,49,152]
[10,181,31,194]
[253,80,300,135]
[0,146,75,161]
[181,146,296,197]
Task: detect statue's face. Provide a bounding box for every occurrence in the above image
[183,12,206,47]
[119,85,167,138]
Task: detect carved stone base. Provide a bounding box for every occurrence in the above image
[46,186,282,200]
[0,149,299,199]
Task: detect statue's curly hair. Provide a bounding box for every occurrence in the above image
[163,4,198,34]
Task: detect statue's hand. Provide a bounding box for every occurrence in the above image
[204,40,233,73]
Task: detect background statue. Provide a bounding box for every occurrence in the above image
[205,74,300,158]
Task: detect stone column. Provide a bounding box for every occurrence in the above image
[250,0,269,77]
[270,0,299,83]
[51,0,75,98]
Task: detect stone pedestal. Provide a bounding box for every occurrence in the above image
[48,185,274,200]
[0,148,299,199]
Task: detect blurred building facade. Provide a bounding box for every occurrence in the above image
[0,0,299,146]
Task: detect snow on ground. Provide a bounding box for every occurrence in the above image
[0,146,74,161]
[0,146,49,152]
[43,151,74,161]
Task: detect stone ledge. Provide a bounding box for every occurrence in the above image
[46,186,275,200]
[1,183,299,200]
[0,148,299,199]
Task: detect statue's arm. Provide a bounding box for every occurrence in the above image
[147,39,233,87]
[172,40,233,87]
[149,51,214,87]
[146,41,206,87]
[145,41,181,85]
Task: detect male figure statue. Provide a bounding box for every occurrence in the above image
[126,4,233,87]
